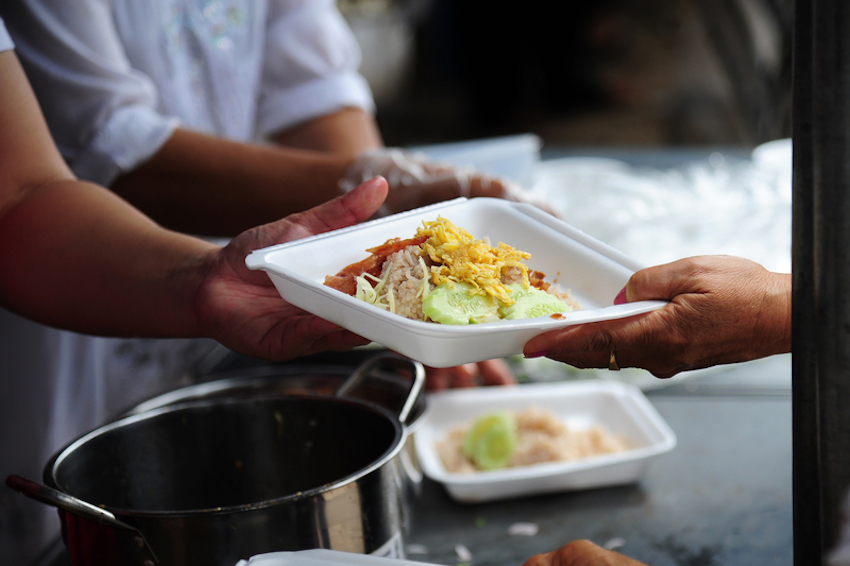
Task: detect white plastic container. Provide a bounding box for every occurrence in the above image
[245,198,665,368]
[410,133,542,188]
[414,380,677,503]
[236,549,438,566]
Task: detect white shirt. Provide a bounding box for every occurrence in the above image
[0,3,375,563]
[0,18,11,52]
[2,0,375,185]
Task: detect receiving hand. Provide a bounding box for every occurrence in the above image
[425,358,517,391]
[192,177,388,361]
[523,540,647,566]
[523,256,792,378]
[339,147,555,216]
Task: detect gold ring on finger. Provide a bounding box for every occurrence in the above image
[609,350,620,371]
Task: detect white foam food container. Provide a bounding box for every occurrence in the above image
[236,549,439,566]
[414,380,677,503]
[245,198,666,368]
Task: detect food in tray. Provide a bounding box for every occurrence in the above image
[435,407,628,473]
[460,411,518,470]
[324,217,580,324]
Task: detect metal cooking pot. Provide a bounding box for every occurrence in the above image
[8,353,424,566]
[121,352,429,534]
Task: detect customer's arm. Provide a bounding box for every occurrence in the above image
[524,255,792,378]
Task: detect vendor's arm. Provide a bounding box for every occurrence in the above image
[523,256,792,378]
[111,104,381,237]
[3,0,374,237]
[270,106,383,156]
[0,49,381,359]
[102,106,385,236]
[109,128,355,236]
[5,0,550,240]
[107,0,383,235]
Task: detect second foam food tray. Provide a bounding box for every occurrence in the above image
[245,198,666,368]
[414,380,677,503]
[236,549,440,566]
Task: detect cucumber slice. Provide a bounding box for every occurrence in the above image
[423,281,499,325]
[463,411,517,470]
[499,284,571,320]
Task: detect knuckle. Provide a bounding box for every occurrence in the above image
[587,331,616,352]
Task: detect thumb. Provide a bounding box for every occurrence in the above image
[626,257,710,303]
[317,175,389,229]
[262,176,388,243]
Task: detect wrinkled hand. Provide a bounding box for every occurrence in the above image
[192,178,388,361]
[523,540,647,566]
[339,147,555,216]
[425,358,516,391]
[523,256,791,378]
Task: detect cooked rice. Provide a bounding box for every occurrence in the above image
[435,406,628,473]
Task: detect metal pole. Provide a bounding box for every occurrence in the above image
[791,0,820,559]
[793,0,850,564]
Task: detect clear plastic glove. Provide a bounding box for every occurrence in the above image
[339,147,556,216]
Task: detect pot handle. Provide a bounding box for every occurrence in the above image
[5,475,160,564]
[335,352,425,425]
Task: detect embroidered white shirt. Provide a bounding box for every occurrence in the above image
[2,0,375,185]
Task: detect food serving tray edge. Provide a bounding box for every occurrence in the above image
[236,548,439,565]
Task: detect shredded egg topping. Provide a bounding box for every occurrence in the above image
[415,217,530,305]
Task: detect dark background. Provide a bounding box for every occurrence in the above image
[340,0,794,148]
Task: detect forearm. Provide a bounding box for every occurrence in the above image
[110,128,354,237]
[270,107,383,156]
[0,178,215,337]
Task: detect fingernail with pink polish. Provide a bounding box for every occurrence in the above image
[614,286,628,305]
[524,351,547,359]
